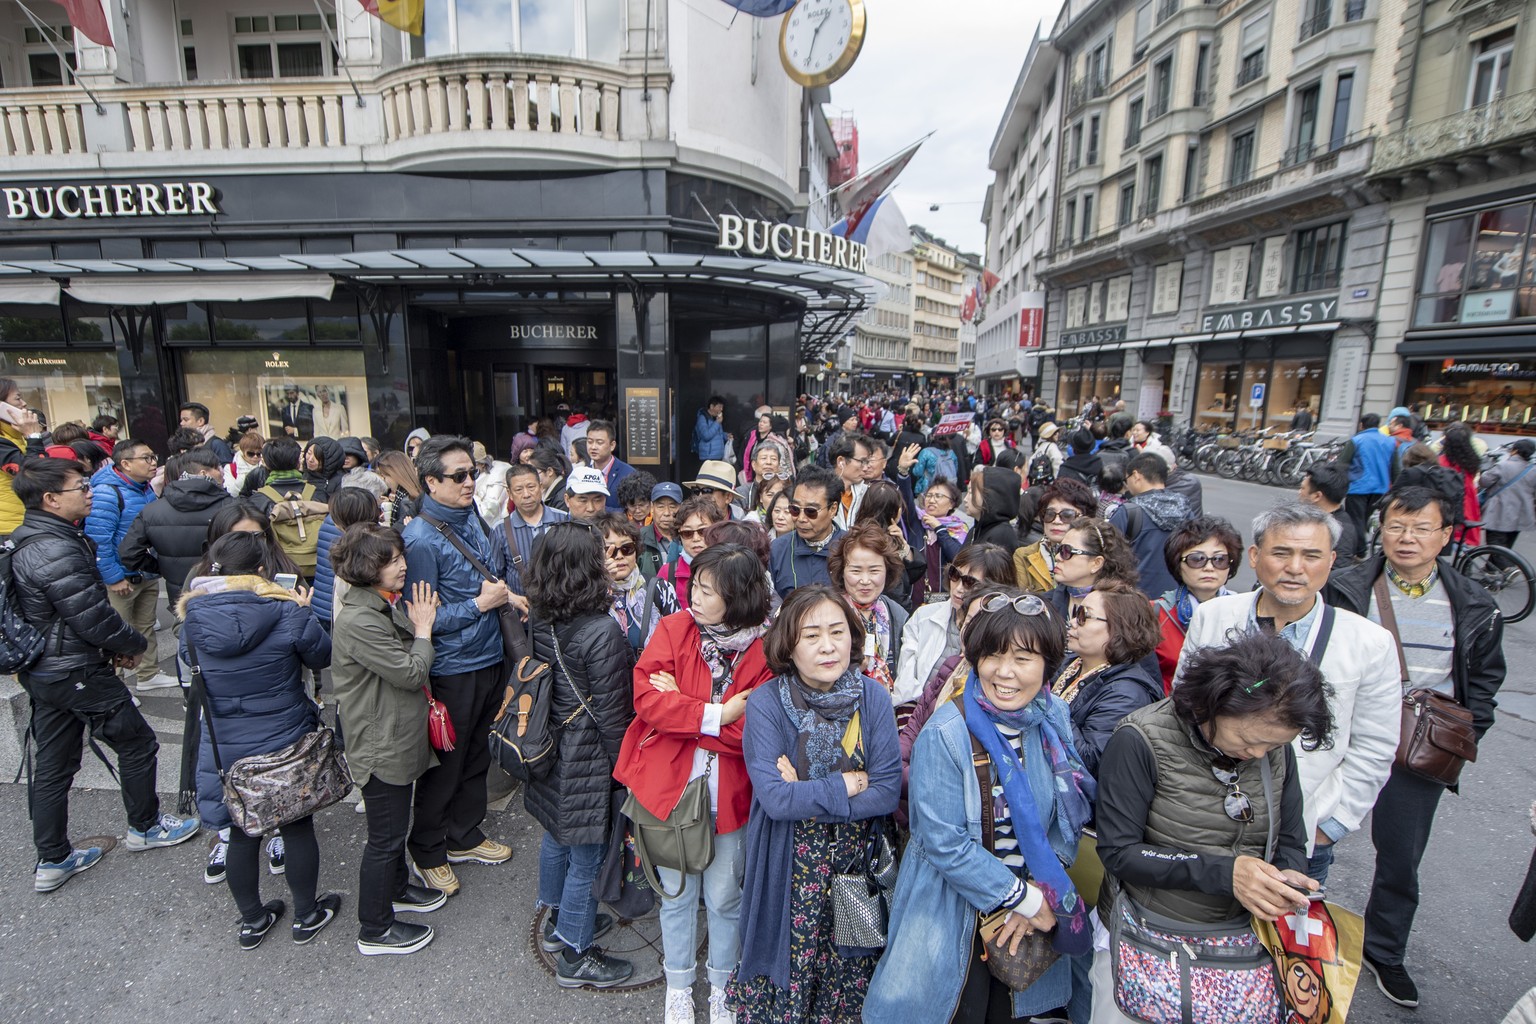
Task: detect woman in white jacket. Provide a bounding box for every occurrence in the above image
[224,431,264,497]
[891,543,1017,706]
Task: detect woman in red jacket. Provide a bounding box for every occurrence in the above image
[613,543,774,1024]
[1150,515,1241,693]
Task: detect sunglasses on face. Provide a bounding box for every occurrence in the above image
[436,469,479,484]
[787,503,824,519]
[605,542,638,559]
[946,566,982,590]
[678,527,707,540]
[1056,542,1099,562]
[1211,764,1254,823]
[1180,551,1232,570]
[690,486,724,497]
[1041,507,1081,524]
[1071,605,1108,626]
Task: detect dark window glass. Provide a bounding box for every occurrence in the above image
[238,44,274,79]
[211,299,310,343]
[1292,221,1347,293]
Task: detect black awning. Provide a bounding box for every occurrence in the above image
[1399,333,1536,358]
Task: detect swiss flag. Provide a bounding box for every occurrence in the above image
[1278,903,1342,965]
[61,0,113,48]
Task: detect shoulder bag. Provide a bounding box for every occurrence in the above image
[1374,574,1479,787]
[1107,756,1284,1024]
[418,511,526,667]
[970,735,1061,992]
[187,643,352,836]
[830,712,900,952]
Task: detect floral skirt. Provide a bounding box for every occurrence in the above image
[728,817,879,1024]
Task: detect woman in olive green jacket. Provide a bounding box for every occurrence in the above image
[330,523,444,957]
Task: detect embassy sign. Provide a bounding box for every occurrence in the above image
[1200,297,1337,333]
[716,214,868,273]
[1060,325,1127,347]
[2,181,220,220]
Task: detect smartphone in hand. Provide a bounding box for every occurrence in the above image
[274,572,299,590]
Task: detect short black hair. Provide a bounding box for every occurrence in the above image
[995,448,1027,471]
[167,427,206,456]
[528,446,568,477]
[952,542,1017,586]
[330,486,382,530]
[1127,451,1168,484]
[707,395,726,408]
[960,583,1066,677]
[526,521,612,624]
[827,433,860,467]
[1303,462,1349,504]
[415,435,474,490]
[791,464,844,508]
[690,544,772,630]
[12,457,86,509]
[90,414,118,432]
[615,470,656,511]
[178,447,223,474]
[761,585,864,676]
[593,510,640,544]
[506,462,539,486]
[1171,631,1335,752]
[1164,515,1243,582]
[586,419,616,441]
[263,436,301,472]
[1359,413,1381,430]
[111,439,152,466]
[179,402,211,424]
[331,522,404,587]
[1381,485,1455,530]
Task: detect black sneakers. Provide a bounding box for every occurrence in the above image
[238,900,286,951]
[357,921,435,956]
[1364,956,1420,1008]
[292,892,342,945]
[540,911,616,953]
[392,884,448,914]
[555,946,635,989]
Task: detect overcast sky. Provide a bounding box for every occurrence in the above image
[825,0,1057,258]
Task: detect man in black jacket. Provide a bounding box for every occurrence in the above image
[1322,485,1506,1009]
[9,458,199,893]
[119,446,234,605]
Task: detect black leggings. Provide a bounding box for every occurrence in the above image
[952,930,1020,1024]
[227,816,320,924]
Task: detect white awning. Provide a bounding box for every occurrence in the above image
[0,277,61,305]
[65,273,335,305]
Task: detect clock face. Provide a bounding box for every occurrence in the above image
[779,0,867,88]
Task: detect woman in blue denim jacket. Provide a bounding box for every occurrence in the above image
[865,586,1096,1024]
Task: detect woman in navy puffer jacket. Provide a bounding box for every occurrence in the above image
[180,531,336,951]
[310,487,387,629]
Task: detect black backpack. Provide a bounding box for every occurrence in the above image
[1026,448,1055,488]
[0,537,50,674]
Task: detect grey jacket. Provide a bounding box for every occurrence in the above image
[331,586,438,787]
[1481,455,1536,533]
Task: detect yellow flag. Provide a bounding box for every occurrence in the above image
[359,0,424,35]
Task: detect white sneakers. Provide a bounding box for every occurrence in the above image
[136,672,181,691]
[708,987,736,1024]
[664,986,734,1024]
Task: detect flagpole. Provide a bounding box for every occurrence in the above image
[825,131,935,201]
[314,0,366,108]
[16,0,105,114]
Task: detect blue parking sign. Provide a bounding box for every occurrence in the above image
[1249,383,1266,408]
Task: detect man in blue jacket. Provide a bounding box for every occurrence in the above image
[692,396,727,464]
[84,440,176,690]
[769,466,845,597]
[1338,413,1400,558]
[402,435,515,896]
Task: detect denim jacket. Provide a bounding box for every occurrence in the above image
[401,496,506,675]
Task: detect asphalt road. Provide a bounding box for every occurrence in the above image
[0,473,1531,1024]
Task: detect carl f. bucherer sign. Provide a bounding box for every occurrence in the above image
[2,181,220,220]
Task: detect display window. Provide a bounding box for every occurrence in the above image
[1416,199,1536,326]
[1056,367,1088,418]
[1265,358,1325,428]
[182,348,371,442]
[0,348,124,432]
[1194,359,1243,429]
[1404,357,1536,435]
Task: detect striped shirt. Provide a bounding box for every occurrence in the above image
[1368,576,1455,696]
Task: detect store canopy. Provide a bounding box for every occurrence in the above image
[66,273,336,305]
[0,277,61,305]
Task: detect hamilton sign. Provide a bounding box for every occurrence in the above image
[2,181,220,220]
[716,214,867,273]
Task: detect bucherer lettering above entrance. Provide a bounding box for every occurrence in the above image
[716,214,867,274]
[509,324,599,340]
[3,181,220,220]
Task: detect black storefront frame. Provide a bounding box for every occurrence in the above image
[1188,334,1331,433]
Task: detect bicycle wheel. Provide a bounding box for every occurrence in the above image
[1215,451,1243,479]
[1274,451,1306,487]
[1455,545,1536,624]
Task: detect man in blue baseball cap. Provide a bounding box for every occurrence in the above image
[639,481,683,580]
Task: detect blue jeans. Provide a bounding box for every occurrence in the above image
[537,832,606,953]
[656,826,746,991]
[1306,841,1336,886]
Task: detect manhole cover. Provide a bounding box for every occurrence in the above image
[77,836,119,855]
[528,903,668,992]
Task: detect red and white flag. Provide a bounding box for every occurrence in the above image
[830,134,931,237]
[61,0,113,47]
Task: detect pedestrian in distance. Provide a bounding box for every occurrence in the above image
[693,396,728,464]
[179,531,335,949]
[329,523,449,956]
[1338,413,1402,559]
[10,457,200,894]
[1297,462,1359,565]
[1110,452,1194,599]
[1480,437,1536,548]
[120,445,235,608]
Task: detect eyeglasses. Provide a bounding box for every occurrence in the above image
[1056,542,1099,562]
[1210,764,1254,823]
[1071,605,1108,626]
[678,527,708,540]
[1040,507,1082,524]
[787,503,824,519]
[605,542,638,558]
[1382,523,1450,538]
[946,566,982,590]
[49,481,92,495]
[760,470,793,481]
[1180,551,1232,570]
[437,469,479,484]
[974,593,1048,617]
[122,454,158,464]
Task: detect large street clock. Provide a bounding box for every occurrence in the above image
[778,0,867,89]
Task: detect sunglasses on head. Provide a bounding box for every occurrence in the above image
[1041,507,1081,524]
[787,503,824,519]
[437,468,479,484]
[1056,542,1099,562]
[1180,551,1232,570]
[974,592,1048,617]
[946,565,981,589]
[605,542,638,558]
[1210,764,1254,823]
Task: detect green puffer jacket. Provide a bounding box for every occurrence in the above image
[331,586,438,788]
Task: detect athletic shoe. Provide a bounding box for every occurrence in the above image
[34,847,104,893]
[124,813,200,850]
[554,946,634,989]
[540,911,614,952]
[292,892,342,945]
[414,863,460,896]
[1364,956,1420,1008]
[204,838,228,884]
[357,921,434,956]
[709,986,736,1024]
[354,798,367,813]
[392,884,447,914]
[665,987,696,1024]
[239,900,285,950]
[136,672,181,691]
[266,834,286,875]
[446,838,512,865]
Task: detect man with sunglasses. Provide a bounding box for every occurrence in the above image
[769,465,845,598]
[1110,452,1193,598]
[10,457,201,893]
[401,435,515,895]
[1175,503,1399,896]
[1322,486,1505,1008]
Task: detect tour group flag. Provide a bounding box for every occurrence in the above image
[357,0,425,35]
[716,0,797,14]
[831,194,912,264]
[830,133,932,237]
[61,0,113,47]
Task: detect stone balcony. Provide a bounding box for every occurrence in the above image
[1370,89,1536,181]
[0,54,658,172]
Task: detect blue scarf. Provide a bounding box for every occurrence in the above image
[1172,585,1234,630]
[964,678,1095,956]
[779,669,864,780]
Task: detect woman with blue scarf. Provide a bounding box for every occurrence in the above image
[729,586,901,1024]
[1151,517,1241,693]
[865,585,1095,1024]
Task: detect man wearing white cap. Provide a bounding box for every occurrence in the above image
[684,460,744,521]
[564,465,609,524]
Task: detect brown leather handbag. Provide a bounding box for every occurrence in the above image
[1374,575,1479,786]
[971,737,1061,991]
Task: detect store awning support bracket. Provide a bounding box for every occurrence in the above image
[110,306,154,373]
[353,281,401,373]
[622,275,651,377]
